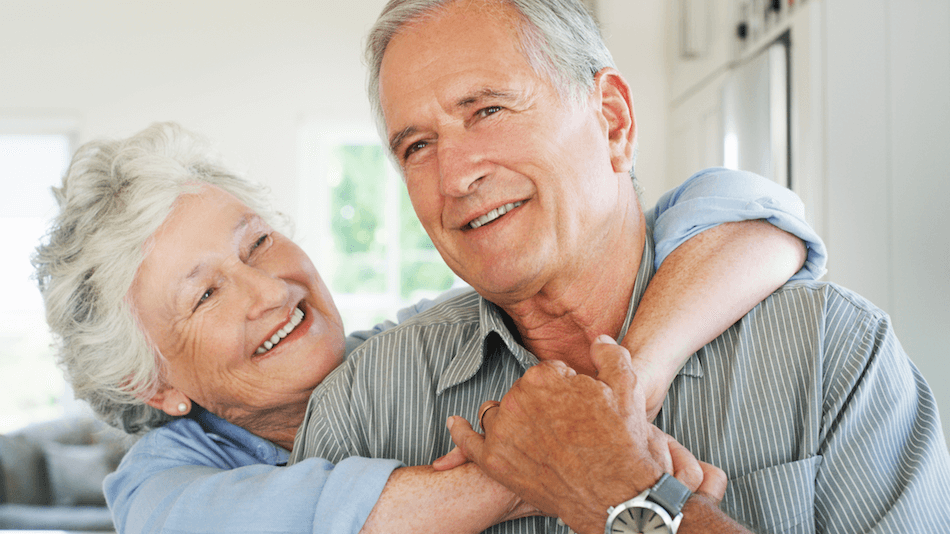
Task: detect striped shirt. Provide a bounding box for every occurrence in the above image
[291,237,950,533]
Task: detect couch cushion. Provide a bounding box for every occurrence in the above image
[0,434,50,505]
[43,441,121,506]
[0,503,115,530]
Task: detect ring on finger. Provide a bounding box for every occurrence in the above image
[478,401,501,430]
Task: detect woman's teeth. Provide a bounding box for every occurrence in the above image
[255,307,305,355]
[468,201,523,229]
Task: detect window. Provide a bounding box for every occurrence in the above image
[0,128,75,432]
[297,124,462,334]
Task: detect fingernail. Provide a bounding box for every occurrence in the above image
[446,416,455,430]
[595,334,617,344]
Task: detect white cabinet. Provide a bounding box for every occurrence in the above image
[669,0,738,102]
[665,0,950,444]
[669,71,728,186]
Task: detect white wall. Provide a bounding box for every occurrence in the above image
[650,0,950,442]
[0,0,673,220]
[0,0,390,223]
[822,0,950,439]
[598,0,671,207]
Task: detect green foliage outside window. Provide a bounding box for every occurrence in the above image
[330,144,456,301]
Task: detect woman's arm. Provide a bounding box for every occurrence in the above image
[107,417,530,534]
[624,220,805,420]
[627,168,823,419]
[362,464,536,533]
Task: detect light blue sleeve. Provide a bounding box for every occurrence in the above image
[647,168,827,280]
[105,420,402,534]
[344,286,474,355]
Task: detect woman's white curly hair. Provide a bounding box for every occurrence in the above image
[32,122,288,434]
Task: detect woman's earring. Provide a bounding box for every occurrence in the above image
[178,402,188,414]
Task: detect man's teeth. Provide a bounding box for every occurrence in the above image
[255,307,305,355]
[468,201,523,229]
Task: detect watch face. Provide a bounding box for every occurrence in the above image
[609,507,673,534]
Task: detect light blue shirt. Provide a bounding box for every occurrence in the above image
[649,168,826,281]
[104,169,826,534]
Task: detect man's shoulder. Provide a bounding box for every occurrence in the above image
[400,287,482,325]
[767,280,889,322]
[353,289,483,352]
[320,289,485,395]
[737,280,899,371]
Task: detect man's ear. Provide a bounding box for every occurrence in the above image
[594,68,637,174]
[144,385,193,416]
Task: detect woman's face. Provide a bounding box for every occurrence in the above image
[129,185,345,426]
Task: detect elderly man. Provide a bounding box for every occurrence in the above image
[291,0,950,533]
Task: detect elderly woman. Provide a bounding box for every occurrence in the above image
[33,123,823,533]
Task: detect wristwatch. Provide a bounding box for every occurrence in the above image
[604,473,691,533]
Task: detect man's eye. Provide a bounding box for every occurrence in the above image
[478,106,502,118]
[404,140,428,160]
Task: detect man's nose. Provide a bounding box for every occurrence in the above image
[437,134,491,197]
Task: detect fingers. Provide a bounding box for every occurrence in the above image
[589,335,643,417]
[446,415,486,464]
[647,426,674,475]
[667,438,704,492]
[431,445,468,471]
[696,461,728,505]
[518,359,577,388]
[589,335,634,382]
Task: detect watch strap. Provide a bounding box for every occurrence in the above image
[650,473,691,516]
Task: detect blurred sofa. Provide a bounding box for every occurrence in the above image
[0,414,132,531]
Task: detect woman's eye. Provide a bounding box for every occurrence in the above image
[250,234,269,253]
[194,288,214,311]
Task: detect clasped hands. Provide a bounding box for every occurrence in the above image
[433,335,726,534]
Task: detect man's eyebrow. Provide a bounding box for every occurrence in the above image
[455,88,517,109]
[389,126,418,156]
[388,89,519,155]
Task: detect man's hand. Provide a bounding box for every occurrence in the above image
[445,336,726,534]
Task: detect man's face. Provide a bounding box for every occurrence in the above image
[379,1,634,304]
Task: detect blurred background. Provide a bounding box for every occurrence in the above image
[1,0,947,445]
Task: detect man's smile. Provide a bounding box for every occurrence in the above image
[465,200,525,230]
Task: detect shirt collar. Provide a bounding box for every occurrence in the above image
[192,405,290,465]
[434,295,539,395]
[437,231,705,394]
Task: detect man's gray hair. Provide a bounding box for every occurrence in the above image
[367,0,614,134]
[366,0,637,181]
[32,122,287,434]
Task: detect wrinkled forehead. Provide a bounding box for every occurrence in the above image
[377,1,543,124]
[134,186,255,291]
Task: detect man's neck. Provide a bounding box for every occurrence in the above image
[500,221,646,376]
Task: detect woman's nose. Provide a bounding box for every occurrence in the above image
[239,265,290,320]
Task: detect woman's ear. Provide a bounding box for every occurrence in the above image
[594,68,637,174]
[145,386,192,416]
